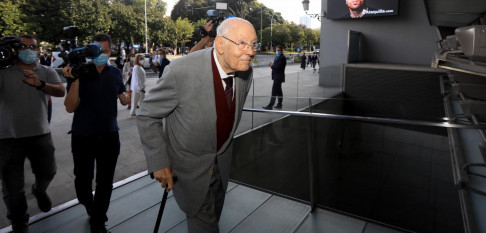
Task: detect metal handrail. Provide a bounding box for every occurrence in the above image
[242,108,486,129]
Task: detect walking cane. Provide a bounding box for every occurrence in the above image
[150,173,177,233]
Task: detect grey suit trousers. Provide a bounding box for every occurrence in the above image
[187,161,225,233]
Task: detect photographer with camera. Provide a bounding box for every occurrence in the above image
[0,35,65,233]
[63,33,130,233]
[189,20,215,53]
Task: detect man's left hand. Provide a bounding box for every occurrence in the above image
[22,70,42,87]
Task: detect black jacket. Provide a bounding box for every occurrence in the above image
[271,54,286,83]
[40,55,51,66]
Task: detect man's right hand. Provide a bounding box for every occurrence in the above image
[62,64,75,79]
[204,20,214,33]
[153,167,174,192]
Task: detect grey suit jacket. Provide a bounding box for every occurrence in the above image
[136,48,252,216]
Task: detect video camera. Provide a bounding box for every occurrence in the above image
[59,26,103,80]
[0,35,21,69]
[205,9,226,38]
[199,3,235,38]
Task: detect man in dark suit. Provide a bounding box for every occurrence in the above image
[137,17,257,232]
[39,51,51,67]
[154,49,170,78]
[263,45,286,110]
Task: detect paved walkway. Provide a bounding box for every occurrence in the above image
[0,62,334,229]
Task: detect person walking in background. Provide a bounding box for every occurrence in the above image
[301,53,307,70]
[123,53,135,110]
[40,51,54,123]
[39,51,51,67]
[0,35,65,233]
[263,45,286,110]
[137,17,257,232]
[154,49,171,78]
[63,33,130,233]
[307,53,311,67]
[114,51,124,70]
[312,52,319,73]
[150,50,158,74]
[129,54,146,118]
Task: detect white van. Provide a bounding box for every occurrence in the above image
[50,52,64,68]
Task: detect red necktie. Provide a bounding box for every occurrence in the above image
[223,77,233,107]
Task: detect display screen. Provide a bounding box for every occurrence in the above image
[327,0,399,20]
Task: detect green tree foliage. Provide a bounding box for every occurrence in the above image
[268,24,291,49]
[302,28,320,50]
[0,0,317,54]
[173,17,194,51]
[246,2,285,34]
[0,0,26,36]
[286,23,304,49]
[109,2,139,52]
[70,0,112,43]
[171,0,256,23]
[171,0,213,22]
[19,0,75,44]
[148,13,175,48]
[120,0,167,13]
[261,23,309,51]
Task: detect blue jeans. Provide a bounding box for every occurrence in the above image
[71,132,120,224]
[0,133,56,227]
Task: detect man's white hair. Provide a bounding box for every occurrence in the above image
[216,17,253,37]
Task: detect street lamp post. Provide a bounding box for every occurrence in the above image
[144,0,148,53]
[260,8,263,51]
[270,12,276,52]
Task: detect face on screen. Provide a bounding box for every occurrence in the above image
[346,0,365,11]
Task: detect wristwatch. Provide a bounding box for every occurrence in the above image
[36,80,46,90]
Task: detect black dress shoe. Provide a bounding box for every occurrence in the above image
[12,223,28,233]
[262,105,273,110]
[90,223,111,233]
[274,105,282,109]
[32,184,52,212]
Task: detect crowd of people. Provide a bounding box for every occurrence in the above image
[300,52,320,73]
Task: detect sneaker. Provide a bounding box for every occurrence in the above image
[262,105,273,110]
[32,184,52,212]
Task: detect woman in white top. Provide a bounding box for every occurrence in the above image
[122,53,135,109]
[129,54,146,118]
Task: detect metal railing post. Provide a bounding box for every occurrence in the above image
[307,98,317,212]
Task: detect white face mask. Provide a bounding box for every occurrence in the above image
[139,60,145,65]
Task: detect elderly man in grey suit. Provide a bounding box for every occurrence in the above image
[137,17,258,232]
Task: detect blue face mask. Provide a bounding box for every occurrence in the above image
[276,51,281,56]
[18,49,37,65]
[93,54,109,66]
[130,57,135,62]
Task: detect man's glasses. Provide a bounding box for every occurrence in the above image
[19,44,38,50]
[221,36,258,51]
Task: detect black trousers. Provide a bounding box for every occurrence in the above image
[0,133,56,226]
[71,132,120,224]
[268,80,283,106]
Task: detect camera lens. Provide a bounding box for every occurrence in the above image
[0,48,13,61]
